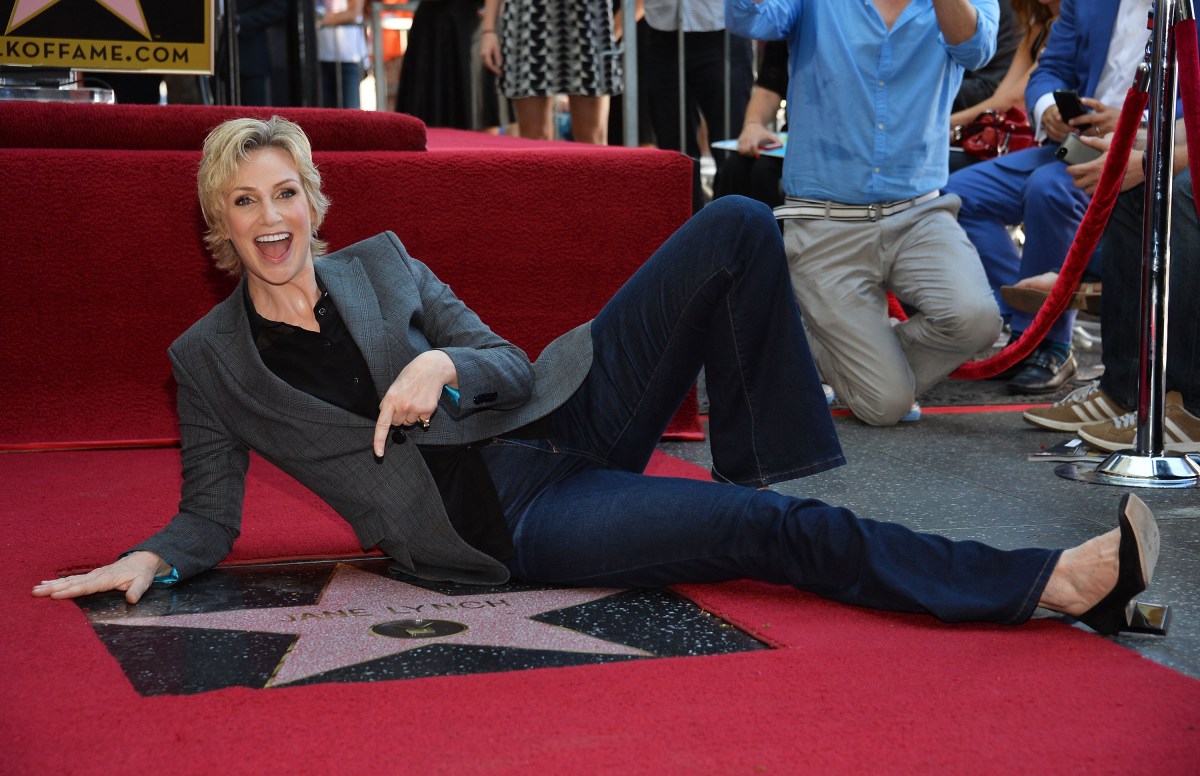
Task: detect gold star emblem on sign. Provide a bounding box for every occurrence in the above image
[7,0,150,38]
[91,563,653,687]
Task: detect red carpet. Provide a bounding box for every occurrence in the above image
[3,448,1199,773]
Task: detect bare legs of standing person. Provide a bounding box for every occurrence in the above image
[567,95,609,144]
[513,95,610,144]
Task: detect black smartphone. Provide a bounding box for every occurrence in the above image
[1053,89,1092,132]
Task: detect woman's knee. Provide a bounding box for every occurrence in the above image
[697,196,786,272]
[703,194,777,231]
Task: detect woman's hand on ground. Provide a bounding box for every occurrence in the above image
[32,551,168,604]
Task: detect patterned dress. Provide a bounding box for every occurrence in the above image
[499,0,624,98]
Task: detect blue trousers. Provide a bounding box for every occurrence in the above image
[945,145,1092,345]
[1100,171,1200,415]
[484,197,1059,625]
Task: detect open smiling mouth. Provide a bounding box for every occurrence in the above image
[256,232,292,260]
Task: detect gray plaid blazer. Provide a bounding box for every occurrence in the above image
[131,232,593,584]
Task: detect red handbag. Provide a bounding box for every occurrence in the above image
[954,107,1038,160]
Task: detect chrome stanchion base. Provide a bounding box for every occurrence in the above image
[1057,449,1200,488]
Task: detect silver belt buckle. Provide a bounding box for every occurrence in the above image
[867,203,882,221]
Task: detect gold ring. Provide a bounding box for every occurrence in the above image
[419,417,431,429]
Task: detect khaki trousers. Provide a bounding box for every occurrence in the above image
[781,195,1001,426]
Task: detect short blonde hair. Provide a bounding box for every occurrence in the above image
[197,116,331,275]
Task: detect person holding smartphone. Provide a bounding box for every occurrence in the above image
[1024,137,1200,453]
[944,0,1148,395]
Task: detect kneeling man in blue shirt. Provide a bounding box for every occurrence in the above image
[727,0,1002,425]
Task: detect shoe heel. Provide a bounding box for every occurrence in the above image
[1075,494,1159,636]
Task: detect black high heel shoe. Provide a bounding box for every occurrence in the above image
[1075,493,1160,636]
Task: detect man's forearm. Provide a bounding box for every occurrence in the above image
[744,86,784,130]
[932,0,979,45]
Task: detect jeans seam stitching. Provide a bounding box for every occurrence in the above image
[599,264,734,467]
[723,272,768,482]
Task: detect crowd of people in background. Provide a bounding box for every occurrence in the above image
[36,1,1196,646]
[118,0,1196,450]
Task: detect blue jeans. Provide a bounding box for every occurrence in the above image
[945,145,1092,346]
[484,197,1059,625]
[1100,171,1200,415]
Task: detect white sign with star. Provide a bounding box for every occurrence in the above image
[91,564,653,687]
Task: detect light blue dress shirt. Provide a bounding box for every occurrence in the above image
[726,0,998,204]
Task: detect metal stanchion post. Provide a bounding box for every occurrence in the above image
[333,15,343,107]
[1059,0,1200,488]
[622,0,638,147]
[677,0,686,151]
[723,28,730,142]
[223,0,240,105]
[371,3,386,111]
[288,0,320,106]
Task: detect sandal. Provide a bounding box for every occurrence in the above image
[1000,282,1101,315]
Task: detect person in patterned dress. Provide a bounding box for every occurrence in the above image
[481,0,624,143]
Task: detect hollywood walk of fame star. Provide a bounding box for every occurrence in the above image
[90,564,653,687]
[7,0,150,37]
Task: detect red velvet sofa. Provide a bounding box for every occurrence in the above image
[0,102,698,448]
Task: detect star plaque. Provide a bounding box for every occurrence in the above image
[78,560,768,695]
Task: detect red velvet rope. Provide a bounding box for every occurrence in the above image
[950,87,1148,379]
[1176,20,1200,208]
[952,18,1200,380]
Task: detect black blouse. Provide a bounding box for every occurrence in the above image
[243,280,514,562]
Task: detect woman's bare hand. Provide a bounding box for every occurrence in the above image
[373,350,458,456]
[32,551,168,604]
[481,32,503,76]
